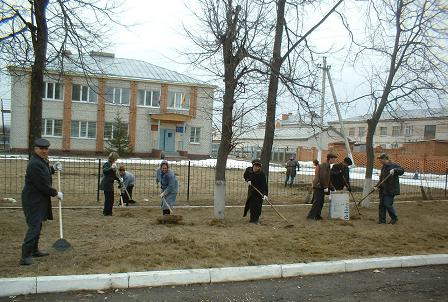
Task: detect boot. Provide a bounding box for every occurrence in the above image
[20,246,33,266]
[33,240,49,257]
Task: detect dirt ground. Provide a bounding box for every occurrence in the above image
[0,201,447,278]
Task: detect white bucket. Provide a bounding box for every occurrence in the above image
[329,192,350,220]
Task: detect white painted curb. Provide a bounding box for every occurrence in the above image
[128,269,210,288]
[0,277,36,297]
[1,254,447,297]
[210,265,282,283]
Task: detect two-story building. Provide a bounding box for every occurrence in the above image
[328,108,448,149]
[8,52,215,158]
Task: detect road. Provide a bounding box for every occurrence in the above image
[3,265,447,302]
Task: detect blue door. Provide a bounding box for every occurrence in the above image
[160,129,175,152]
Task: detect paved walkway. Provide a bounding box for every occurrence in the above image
[3,265,447,302]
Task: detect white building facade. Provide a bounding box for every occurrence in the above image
[9,53,214,158]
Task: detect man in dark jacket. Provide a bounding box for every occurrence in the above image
[375,153,404,224]
[330,157,353,191]
[20,138,63,265]
[100,152,120,216]
[285,156,300,187]
[243,159,268,224]
[307,153,337,220]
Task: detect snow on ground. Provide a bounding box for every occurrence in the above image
[1,154,446,189]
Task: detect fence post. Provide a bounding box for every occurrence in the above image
[445,168,447,198]
[187,160,191,202]
[97,159,101,202]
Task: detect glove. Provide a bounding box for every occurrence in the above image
[160,191,166,198]
[247,180,252,186]
[57,192,64,201]
[263,195,268,202]
[53,162,63,171]
[111,163,117,170]
[389,169,395,175]
[323,188,329,193]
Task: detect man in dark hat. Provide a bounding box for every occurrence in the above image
[243,159,268,224]
[307,153,338,220]
[330,156,353,192]
[20,138,63,265]
[375,153,404,224]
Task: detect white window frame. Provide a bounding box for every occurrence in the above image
[404,125,413,136]
[190,127,201,144]
[137,89,160,107]
[71,120,96,139]
[358,127,366,137]
[392,126,401,137]
[168,91,190,110]
[42,119,63,137]
[72,84,97,103]
[348,128,355,136]
[42,81,64,101]
[104,122,129,140]
[379,127,387,136]
[105,86,130,105]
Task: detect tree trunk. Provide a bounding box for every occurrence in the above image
[28,0,49,156]
[362,118,376,207]
[260,0,286,178]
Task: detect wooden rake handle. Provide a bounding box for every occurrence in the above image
[249,183,289,223]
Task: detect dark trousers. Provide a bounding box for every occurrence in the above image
[249,198,263,223]
[103,191,114,215]
[307,188,325,219]
[22,216,42,256]
[379,193,398,223]
[121,185,134,205]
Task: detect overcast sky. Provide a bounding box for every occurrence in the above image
[0,0,393,125]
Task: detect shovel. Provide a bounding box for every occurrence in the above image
[53,170,71,251]
[342,176,361,216]
[356,173,392,206]
[249,183,294,228]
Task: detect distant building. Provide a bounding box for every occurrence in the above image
[8,52,215,158]
[328,108,448,149]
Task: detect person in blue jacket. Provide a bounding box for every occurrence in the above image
[375,153,405,224]
[159,161,178,215]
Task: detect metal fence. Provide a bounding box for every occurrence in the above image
[0,154,447,206]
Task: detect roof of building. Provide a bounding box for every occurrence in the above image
[328,107,448,124]
[15,52,213,87]
[236,125,340,141]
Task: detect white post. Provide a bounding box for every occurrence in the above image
[318,57,327,163]
[214,180,225,219]
[326,69,354,165]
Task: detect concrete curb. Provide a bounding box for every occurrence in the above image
[1,254,447,297]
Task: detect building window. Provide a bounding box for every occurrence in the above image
[424,125,436,140]
[379,127,387,136]
[42,82,63,100]
[404,125,413,136]
[105,86,130,105]
[41,119,63,137]
[392,126,401,137]
[358,127,366,137]
[71,121,96,138]
[72,84,97,103]
[348,128,355,136]
[190,127,200,143]
[168,91,190,110]
[104,122,128,140]
[137,89,160,107]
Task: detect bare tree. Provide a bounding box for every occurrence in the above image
[185,0,273,219]
[351,0,448,205]
[0,0,121,155]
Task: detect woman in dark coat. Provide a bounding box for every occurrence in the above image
[20,138,63,265]
[101,152,120,216]
[243,159,268,224]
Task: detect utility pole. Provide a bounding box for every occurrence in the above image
[317,57,328,163]
[326,69,354,165]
